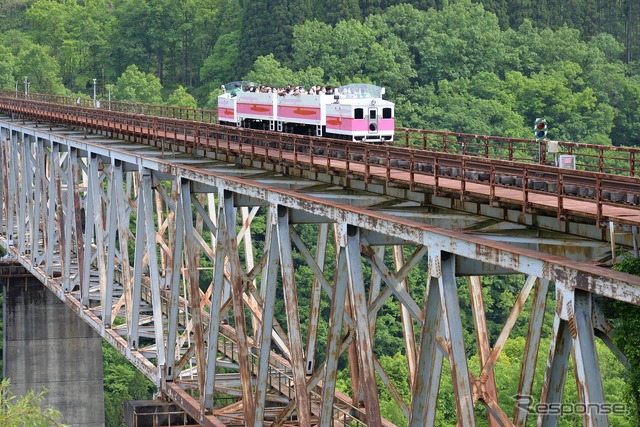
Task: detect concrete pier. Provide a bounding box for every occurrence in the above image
[3,276,105,426]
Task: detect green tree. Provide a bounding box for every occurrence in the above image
[15,43,66,95]
[243,54,297,88]
[103,344,155,427]
[321,0,362,25]
[24,0,75,50]
[290,16,415,95]
[200,30,241,90]
[0,379,64,426]
[112,64,163,104]
[237,0,314,75]
[111,0,181,85]
[166,85,197,108]
[611,255,640,423]
[0,46,16,90]
[414,0,508,85]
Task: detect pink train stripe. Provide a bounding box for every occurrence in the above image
[219,108,235,119]
[278,106,322,120]
[237,103,274,116]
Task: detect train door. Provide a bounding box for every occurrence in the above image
[368,107,379,133]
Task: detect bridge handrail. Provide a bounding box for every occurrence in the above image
[2,91,639,177]
[395,127,638,176]
[4,96,640,227]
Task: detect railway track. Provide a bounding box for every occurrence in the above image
[2,95,640,227]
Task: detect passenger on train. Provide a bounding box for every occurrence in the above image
[230,83,242,97]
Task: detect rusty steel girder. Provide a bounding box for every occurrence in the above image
[0,116,639,427]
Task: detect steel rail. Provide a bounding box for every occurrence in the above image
[1,97,640,227]
[3,90,639,176]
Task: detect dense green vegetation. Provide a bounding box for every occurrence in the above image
[0,0,639,145]
[103,344,156,427]
[1,0,640,425]
[0,379,64,426]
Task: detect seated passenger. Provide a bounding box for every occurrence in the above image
[230,83,242,97]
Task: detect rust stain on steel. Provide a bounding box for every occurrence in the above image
[0,241,159,380]
[556,289,564,315]
[164,383,227,427]
[172,162,640,305]
[567,302,578,339]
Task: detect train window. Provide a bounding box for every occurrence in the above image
[369,109,377,120]
[355,108,364,119]
[383,108,392,119]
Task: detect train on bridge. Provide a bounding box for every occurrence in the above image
[218,82,395,143]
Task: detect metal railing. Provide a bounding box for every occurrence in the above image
[3,96,640,228]
[2,90,640,177]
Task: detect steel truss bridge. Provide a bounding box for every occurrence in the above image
[0,94,640,426]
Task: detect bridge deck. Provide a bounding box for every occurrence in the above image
[1,101,639,427]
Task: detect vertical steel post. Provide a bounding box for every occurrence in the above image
[113,160,133,324]
[254,205,280,424]
[572,290,608,427]
[276,205,311,425]
[539,314,572,427]
[166,181,184,382]
[345,225,381,425]
[514,278,550,426]
[46,142,60,274]
[203,194,224,410]
[143,170,166,368]
[129,169,147,349]
[409,269,443,427]
[223,189,255,425]
[180,178,207,404]
[18,133,30,254]
[305,222,329,375]
[82,153,98,307]
[320,234,349,427]
[103,160,118,327]
[439,251,476,426]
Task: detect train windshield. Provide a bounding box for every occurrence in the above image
[336,84,385,99]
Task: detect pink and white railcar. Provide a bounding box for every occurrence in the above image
[326,84,394,142]
[218,82,394,143]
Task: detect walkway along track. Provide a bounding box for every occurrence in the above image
[5,90,640,178]
[0,98,640,426]
[2,96,640,230]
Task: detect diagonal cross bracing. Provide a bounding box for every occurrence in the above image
[0,116,638,427]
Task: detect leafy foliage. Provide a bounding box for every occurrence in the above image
[0,0,638,146]
[0,379,64,426]
[111,64,163,104]
[103,344,155,427]
[610,256,640,423]
[2,0,640,424]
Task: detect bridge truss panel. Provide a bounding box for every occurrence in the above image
[1,119,639,426]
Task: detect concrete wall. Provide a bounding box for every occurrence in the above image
[3,277,105,427]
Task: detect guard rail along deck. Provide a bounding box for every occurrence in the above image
[0,95,639,426]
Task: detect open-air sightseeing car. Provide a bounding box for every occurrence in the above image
[218,82,394,143]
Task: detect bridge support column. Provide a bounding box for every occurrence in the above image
[3,275,105,427]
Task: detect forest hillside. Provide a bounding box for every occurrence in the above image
[0,0,638,145]
[0,1,639,426]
